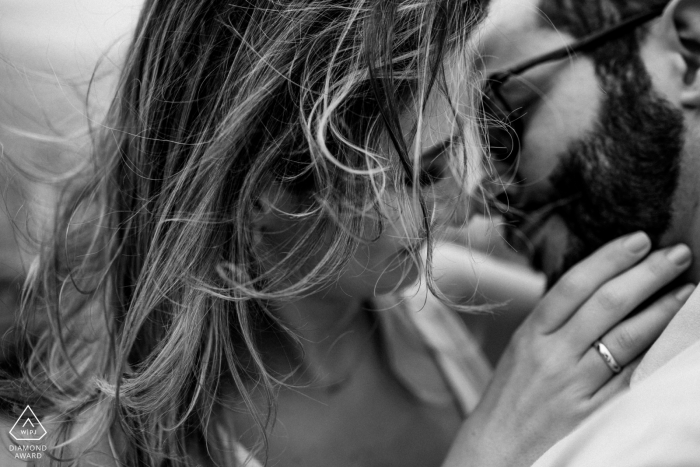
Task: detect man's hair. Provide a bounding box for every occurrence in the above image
[538,0,669,39]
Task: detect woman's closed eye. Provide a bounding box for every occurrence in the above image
[404,157,450,187]
[421,158,450,186]
[404,137,455,187]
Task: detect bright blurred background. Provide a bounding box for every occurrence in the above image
[0,0,141,352]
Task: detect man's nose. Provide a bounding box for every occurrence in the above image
[424,170,490,228]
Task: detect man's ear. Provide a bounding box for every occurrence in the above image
[666,0,700,106]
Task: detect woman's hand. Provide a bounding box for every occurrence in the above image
[443,232,694,467]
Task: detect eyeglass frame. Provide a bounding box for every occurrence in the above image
[483,4,667,168]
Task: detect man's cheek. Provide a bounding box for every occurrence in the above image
[520,58,602,174]
[520,122,564,185]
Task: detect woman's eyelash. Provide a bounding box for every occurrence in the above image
[404,140,457,187]
[419,167,443,186]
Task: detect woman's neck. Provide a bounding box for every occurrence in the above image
[270,291,378,388]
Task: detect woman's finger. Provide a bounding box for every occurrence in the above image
[560,245,692,349]
[588,355,642,408]
[530,232,652,333]
[577,284,694,387]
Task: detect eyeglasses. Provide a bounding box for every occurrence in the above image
[483,4,667,172]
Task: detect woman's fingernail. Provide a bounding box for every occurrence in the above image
[676,284,696,302]
[667,244,692,266]
[623,232,650,253]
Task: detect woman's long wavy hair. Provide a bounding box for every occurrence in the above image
[1,0,486,465]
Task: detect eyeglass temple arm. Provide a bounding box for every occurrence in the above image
[490,4,667,83]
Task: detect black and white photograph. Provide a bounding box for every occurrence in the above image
[0,0,698,465]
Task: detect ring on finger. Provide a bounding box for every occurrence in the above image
[592,340,622,374]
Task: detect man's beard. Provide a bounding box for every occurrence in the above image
[505,52,685,286]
